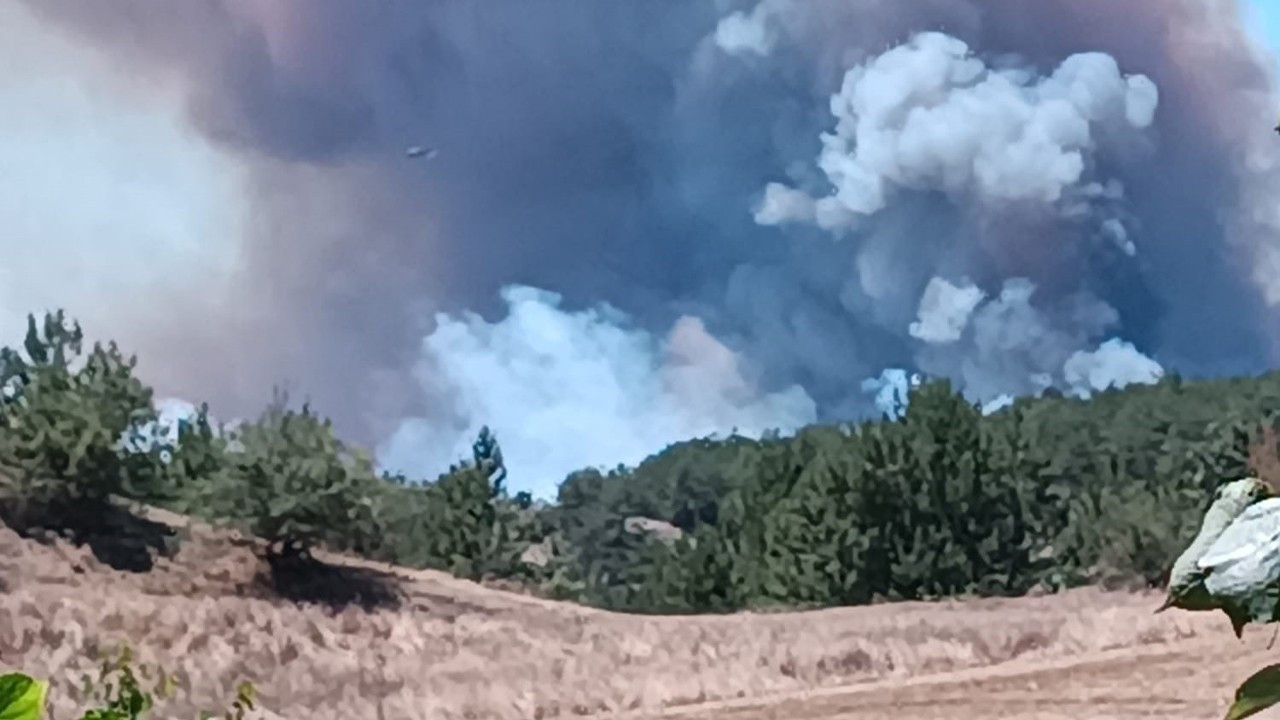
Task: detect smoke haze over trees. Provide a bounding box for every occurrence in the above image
[3,0,1280,496]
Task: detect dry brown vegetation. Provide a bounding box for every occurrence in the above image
[0,504,1263,720]
[1251,425,1280,496]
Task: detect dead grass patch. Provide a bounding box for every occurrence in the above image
[0,507,1232,719]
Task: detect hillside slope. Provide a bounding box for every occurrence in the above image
[662,636,1280,720]
[0,506,1250,720]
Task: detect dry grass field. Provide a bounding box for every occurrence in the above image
[0,506,1274,719]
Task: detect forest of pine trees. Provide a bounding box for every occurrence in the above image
[3,310,1279,614]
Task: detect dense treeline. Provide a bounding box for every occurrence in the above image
[550,376,1280,612]
[1,310,1278,614]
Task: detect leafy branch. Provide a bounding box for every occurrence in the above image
[0,645,256,720]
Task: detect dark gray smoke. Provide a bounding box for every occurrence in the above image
[7,0,1280,496]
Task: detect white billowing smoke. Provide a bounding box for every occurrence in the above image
[753,183,817,226]
[712,0,798,58]
[118,397,199,455]
[713,3,775,57]
[910,276,1164,405]
[909,276,985,344]
[751,28,1160,263]
[378,285,818,499]
[861,368,919,420]
[757,31,1159,228]
[872,277,1165,417]
[1063,338,1165,398]
[981,394,1015,415]
[0,3,245,342]
[123,397,246,456]
[154,397,200,444]
[755,31,1165,409]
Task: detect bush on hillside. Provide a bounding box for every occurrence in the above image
[368,427,551,581]
[0,311,157,526]
[227,392,382,559]
[152,403,239,515]
[842,381,1044,600]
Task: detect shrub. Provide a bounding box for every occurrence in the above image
[369,426,538,581]
[229,392,382,559]
[151,404,242,519]
[0,311,156,524]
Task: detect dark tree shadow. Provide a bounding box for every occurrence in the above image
[259,550,405,612]
[0,496,178,573]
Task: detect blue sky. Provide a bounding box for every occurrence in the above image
[1246,0,1280,65]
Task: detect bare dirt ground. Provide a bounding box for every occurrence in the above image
[0,506,1275,719]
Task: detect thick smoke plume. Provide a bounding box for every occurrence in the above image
[379,287,815,489]
[5,0,1280,496]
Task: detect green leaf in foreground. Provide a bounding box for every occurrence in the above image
[0,673,47,720]
[1226,664,1280,720]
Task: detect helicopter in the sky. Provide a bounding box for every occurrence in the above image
[406,145,439,160]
